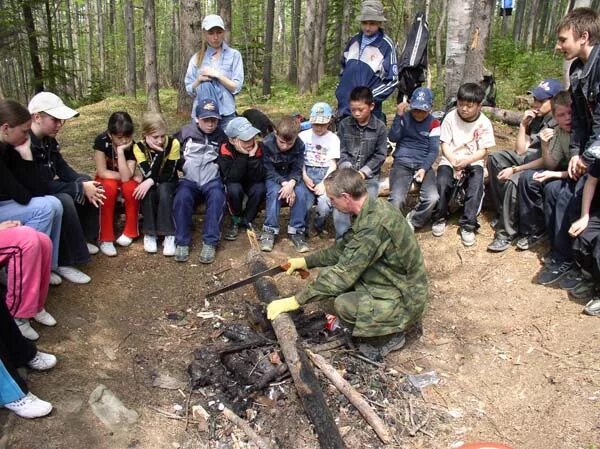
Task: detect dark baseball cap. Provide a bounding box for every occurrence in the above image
[528,79,562,101]
[195,99,220,120]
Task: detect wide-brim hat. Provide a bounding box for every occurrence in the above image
[358,0,386,22]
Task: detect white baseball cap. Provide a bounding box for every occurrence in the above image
[28,92,79,120]
[202,15,225,31]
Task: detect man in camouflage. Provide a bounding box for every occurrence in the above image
[267,167,428,361]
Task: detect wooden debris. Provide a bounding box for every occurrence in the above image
[221,405,275,449]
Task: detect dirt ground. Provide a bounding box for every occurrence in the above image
[1,106,599,449]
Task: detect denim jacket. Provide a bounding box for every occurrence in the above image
[337,115,388,179]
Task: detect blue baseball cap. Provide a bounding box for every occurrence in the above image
[225,117,260,140]
[195,99,220,120]
[528,79,562,101]
[309,102,333,124]
[410,87,433,111]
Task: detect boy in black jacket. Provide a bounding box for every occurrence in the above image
[218,117,265,240]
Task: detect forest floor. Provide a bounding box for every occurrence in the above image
[1,93,599,449]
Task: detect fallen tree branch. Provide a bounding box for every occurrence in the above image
[221,406,275,449]
[306,350,392,444]
[482,106,522,126]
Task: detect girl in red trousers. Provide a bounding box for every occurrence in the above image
[0,220,55,341]
[93,112,140,256]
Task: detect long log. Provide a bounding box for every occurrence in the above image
[482,106,522,126]
[306,350,392,444]
[248,251,347,449]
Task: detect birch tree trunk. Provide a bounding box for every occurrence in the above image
[144,0,161,112]
[435,0,448,93]
[124,0,136,97]
[461,0,494,85]
[298,0,317,93]
[444,0,474,102]
[177,0,202,113]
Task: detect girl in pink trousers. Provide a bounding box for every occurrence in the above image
[0,220,55,341]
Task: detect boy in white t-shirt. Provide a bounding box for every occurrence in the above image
[431,83,496,246]
[299,102,340,235]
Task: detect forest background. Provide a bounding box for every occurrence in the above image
[0,0,598,117]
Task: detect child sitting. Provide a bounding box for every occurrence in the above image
[299,102,339,235]
[260,116,309,253]
[173,99,227,264]
[93,112,140,256]
[218,117,265,240]
[132,112,179,256]
[431,83,496,246]
[388,87,440,230]
[335,86,388,238]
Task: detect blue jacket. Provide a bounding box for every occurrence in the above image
[262,133,304,185]
[337,114,388,179]
[335,31,398,116]
[388,112,440,171]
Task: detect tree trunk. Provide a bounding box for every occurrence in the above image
[444,0,474,102]
[461,0,494,85]
[341,0,352,51]
[85,0,94,95]
[536,0,552,48]
[170,0,180,88]
[512,0,526,43]
[526,0,540,50]
[316,0,329,86]
[263,0,275,96]
[72,0,82,97]
[124,0,136,97]
[287,0,300,83]
[299,0,317,93]
[311,0,325,93]
[64,0,76,96]
[218,0,232,43]
[96,0,105,79]
[22,0,44,93]
[435,0,448,94]
[177,0,202,114]
[144,0,161,112]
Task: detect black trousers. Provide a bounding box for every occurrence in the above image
[55,193,98,266]
[141,182,176,235]
[518,169,546,236]
[572,210,600,279]
[225,181,266,226]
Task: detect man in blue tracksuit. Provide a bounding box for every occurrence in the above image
[335,0,398,123]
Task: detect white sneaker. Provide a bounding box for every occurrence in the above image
[431,220,446,237]
[27,351,57,371]
[116,234,133,247]
[87,243,99,255]
[460,228,476,247]
[33,309,56,327]
[163,235,176,256]
[144,235,157,253]
[15,318,39,341]
[99,242,117,257]
[56,266,91,284]
[49,272,62,286]
[405,211,415,232]
[4,392,52,418]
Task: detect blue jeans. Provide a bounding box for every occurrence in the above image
[173,178,225,246]
[0,197,63,269]
[388,163,439,228]
[333,176,380,239]
[263,179,308,235]
[304,166,333,232]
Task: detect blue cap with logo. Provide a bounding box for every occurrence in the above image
[410,87,433,112]
[195,98,220,120]
[528,79,562,101]
[225,117,260,141]
[309,102,333,124]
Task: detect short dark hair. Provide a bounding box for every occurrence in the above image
[275,116,300,142]
[324,167,367,199]
[457,83,485,104]
[557,7,600,45]
[107,111,134,137]
[551,90,572,113]
[0,99,31,127]
[349,86,374,105]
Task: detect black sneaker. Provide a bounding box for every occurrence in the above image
[379,332,406,357]
[289,233,310,253]
[516,232,546,250]
[568,279,597,299]
[558,267,587,290]
[224,222,239,241]
[487,236,511,252]
[259,231,275,252]
[537,261,574,285]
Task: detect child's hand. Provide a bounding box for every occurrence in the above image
[302,173,315,190]
[233,139,249,155]
[532,170,556,183]
[133,178,155,200]
[520,109,537,127]
[413,169,426,184]
[497,167,515,182]
[396,102,409,116]
[0,220,21,230]
[568,155,586,180]
[569,215,589,237]
[13,137,33,160]
[116,141,133,153]
[454,158,470,171]
[279,180,296,202]
[314,182,326,196]
[539,128,555,143]
[248,143,258,157]
[201,66,221,79]
[83,181,106,207]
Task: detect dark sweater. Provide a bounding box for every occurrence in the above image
[388,112,440,171]
[0,142,48,204]
[261,133,304,185]
[217,141,265,184]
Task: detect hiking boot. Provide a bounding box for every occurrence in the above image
[460,228,476,247]
[516,232,546,251]
[568,279,597,299]
[289,233,310,253]
[487,236,511,252]
[379,332,406,357]
[163,236,176,256]
[4,392,52,419]
[260,231,275,252]
[224,222,240,241]
[116,234,133,247]
[558,267,587,290]
[431,219,446,237]
[357,342,383,363]
[537,260,574,285]
[33,309,56,327]
[174,245,189,263]
[143,235,157,253]
[15,319,39,341]
[87,243,99,255]
[99,242,117,257]
[583,296,600,316]
[27,351,57,371]
[55,266,91,284]
[199,243,216,264]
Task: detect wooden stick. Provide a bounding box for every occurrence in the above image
[221,406,276,449]
[306,350,392,444]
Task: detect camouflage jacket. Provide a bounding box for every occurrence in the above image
[296,197,428,337]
